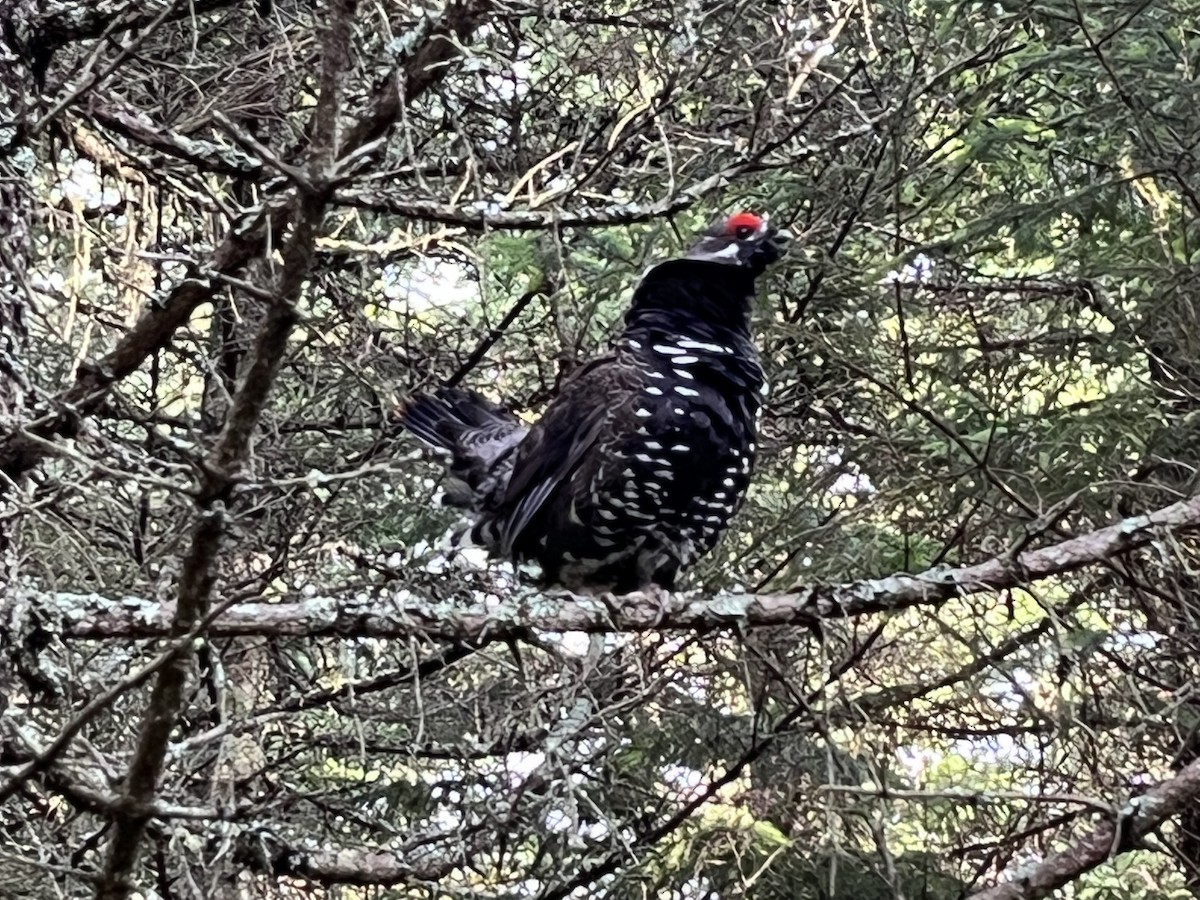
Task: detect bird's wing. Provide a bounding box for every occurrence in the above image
[490,354,641,555]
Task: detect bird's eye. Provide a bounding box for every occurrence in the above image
[735,225,755,239]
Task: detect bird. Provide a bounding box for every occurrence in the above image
[401,211,790,594]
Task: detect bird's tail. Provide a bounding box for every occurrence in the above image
[399,387,527,510]
[402,388,491,451]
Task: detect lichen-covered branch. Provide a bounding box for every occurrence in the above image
[47,493,1200,641]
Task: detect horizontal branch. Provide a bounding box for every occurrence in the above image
[247,842,453,888]
[31,0,244,51]
[88,102,265,177]
[334,118,879,231]
[332,166,742,231]
[969,755,1200,899]
[46,493,1200,641]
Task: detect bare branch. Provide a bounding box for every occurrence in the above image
[0,196,290,487]
[969,756,1200,899]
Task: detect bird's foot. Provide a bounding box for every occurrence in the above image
[613,585,673,627]
[544,586,586,601]
[647,585,674,626]
[592,592,622,629]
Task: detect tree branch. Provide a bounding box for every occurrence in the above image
[88,101,266,177]
[444,272,556,387]
[46,492,1200,641]
[332,163,780,231]
[338,0,496,155]
[0,196,289,487]
[331,119,879,230]
[93,293,304,900]
[335,180,730,230]
[969,755,1200,899]
[238,837,464,887]
[29,0,245,52]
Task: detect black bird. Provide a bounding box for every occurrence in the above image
[402,212,790,593]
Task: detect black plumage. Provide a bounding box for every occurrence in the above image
[401,212,790,592]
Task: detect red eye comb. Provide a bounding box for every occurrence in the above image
[726,212,763,234]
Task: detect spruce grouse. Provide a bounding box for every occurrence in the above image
[401,212,790,592]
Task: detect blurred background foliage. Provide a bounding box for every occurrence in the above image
[3,0,1200,896]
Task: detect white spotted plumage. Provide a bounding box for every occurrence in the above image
[401,209,789,592]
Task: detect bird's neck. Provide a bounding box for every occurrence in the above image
[620,309,750,350]
[620,259,756,346]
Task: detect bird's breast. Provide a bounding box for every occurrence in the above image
[583,345,761,555]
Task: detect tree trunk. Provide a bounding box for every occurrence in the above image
[0,6,56,897]
[0,0,38,710]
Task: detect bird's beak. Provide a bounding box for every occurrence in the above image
[772,227,793,245]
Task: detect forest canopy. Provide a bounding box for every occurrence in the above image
[1,0,1199,898]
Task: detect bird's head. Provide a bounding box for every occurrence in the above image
[685,211,792,274]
